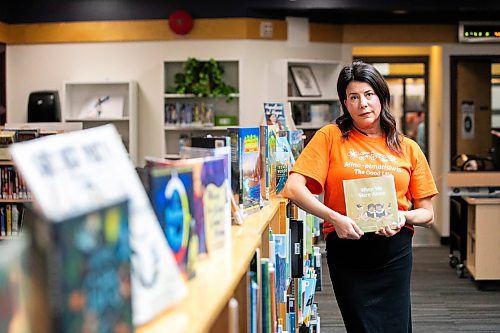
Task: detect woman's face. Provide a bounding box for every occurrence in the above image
[344,81,382,133]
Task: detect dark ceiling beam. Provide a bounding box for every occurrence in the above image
[1,0,499,24]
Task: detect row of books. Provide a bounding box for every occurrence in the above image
[248,203,323,333]
[0,203,26,236]
[0,165,30,200]
[164,102,216,126]
[0,128,59,160]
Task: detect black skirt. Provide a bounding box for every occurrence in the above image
[326,227,413,333]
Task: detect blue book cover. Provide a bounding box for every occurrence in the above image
[249,271,258,333]
[287,295,296,333]
[274,234,287,304]
[148,164,196,279]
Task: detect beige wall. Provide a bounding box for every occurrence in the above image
[6,39,344,163]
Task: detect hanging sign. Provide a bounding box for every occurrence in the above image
[461,100,475,140]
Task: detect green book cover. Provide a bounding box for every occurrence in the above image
[343,175,399,233]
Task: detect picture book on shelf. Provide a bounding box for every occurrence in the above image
[146,154,231,255]
[264,103,286,131]
[343,175,399,233]
[27,200,132,333]
[9,124,187,325]
[260,125,278,201]
[228,127,261,214]
[147,163,197,279]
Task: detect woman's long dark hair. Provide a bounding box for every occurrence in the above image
[336,60,402,154]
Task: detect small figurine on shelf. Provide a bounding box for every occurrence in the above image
[204,103,215,126]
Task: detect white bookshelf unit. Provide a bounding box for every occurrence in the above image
[269,59,342,128]
[163,60,239,155]
[63,81,138,165]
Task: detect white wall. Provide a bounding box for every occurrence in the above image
[6,39,344,163]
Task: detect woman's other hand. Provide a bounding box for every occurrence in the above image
[375,211,406,237]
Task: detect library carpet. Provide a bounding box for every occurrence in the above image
[315,242,500,332]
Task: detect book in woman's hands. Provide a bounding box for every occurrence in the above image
[343,175,399,233]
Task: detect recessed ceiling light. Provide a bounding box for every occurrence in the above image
[393,10,408,15]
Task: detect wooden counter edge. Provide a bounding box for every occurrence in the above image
[446,172,500,187]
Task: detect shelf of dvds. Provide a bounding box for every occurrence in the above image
[163,60,239,155]
[62,81,139,165]
[137,198,287,333]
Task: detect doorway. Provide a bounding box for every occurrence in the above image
[358,56,429,158]
[450,56,500,171]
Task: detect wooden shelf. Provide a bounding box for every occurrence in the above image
[137,199,286,333]
[447,172,500,187]
[0,160,15,165]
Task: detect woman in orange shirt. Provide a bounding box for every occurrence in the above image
[282,61,438,332]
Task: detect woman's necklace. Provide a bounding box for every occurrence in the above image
[353,125,369,136]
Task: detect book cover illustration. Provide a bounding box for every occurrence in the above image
[148,164,197,279]
[147,155,230,255]
[260,125,278,201]
[28,201,132,333]
[10,124,187,325]
[228,127,261,214]
[264,102,286,131]
[343,175,399,233]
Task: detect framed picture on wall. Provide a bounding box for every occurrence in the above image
[289,66,321,97]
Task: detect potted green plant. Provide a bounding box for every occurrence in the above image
[174,58,238,102]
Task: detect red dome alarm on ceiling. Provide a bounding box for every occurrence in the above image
[168,10,194,35]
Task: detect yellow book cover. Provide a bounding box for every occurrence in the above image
[343,175,399,233]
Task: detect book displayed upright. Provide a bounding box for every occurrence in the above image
[10,124,187,325]
[147,163,197,279]
[264,103,286,131]
[146,155,231,255]
[26,201,133,333]
[260,125,278,201]
[343,175,399,233]
[228,127,261,214]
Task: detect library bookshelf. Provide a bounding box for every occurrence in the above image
[137,198,288,333]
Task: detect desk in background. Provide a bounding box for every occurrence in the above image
[463,196,500,282]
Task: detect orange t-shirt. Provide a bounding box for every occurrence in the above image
[291,124,438,239]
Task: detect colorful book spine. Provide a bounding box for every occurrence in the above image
[249,271,258,333]
[261,258,271,333]
[0,206,5,236]
[274,234,287,304]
